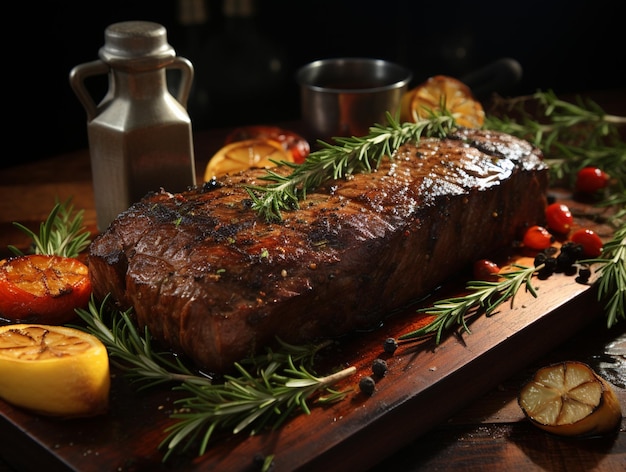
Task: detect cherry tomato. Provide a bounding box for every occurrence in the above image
[570,228,603,258]
[523,225,553,250]
[225,125,310,164]
[545,202,573,234]
[473,259,500,281]
[575,167,610,194]
[0,254,92,325]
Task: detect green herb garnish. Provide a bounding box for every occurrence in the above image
[398,264,541,344]
[163,352,354,460]
[245,111,457,221]
[485,90,626,226]
[75,297,355,461]
[8,198,91,258]
[582,223,626,328]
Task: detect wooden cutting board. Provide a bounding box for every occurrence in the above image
[0,188,618,472]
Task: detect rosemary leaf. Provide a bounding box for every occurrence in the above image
[8,198,91,258]
[398,264,541,344]
[245,112,457,221]
[161,361,355,460]
[581,223,626,328]
[75,296,207,388]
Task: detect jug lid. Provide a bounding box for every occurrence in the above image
[99,21,175,68]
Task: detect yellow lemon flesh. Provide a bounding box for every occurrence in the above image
[400,75,485,129]
[518,361,622,437]
[0,324,110,418]
[204,138,294,181]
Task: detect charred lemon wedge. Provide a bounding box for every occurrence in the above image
[518,361,622,437]
[400,75,485,128]
[204,138,294,181]
[0,324,110,418]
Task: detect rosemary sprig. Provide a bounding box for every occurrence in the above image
[595,186,626,227]
[162,358,355,460]
[398,264,542,344]
[485,90,626,215]
[75,295,208,389]
[581,223,626,328]
[245,111,457,221]
[74,296,355,460]
[8,198,91,258]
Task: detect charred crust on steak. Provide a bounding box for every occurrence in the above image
[89,129,548,373]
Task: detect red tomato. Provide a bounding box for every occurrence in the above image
[575,167,610,194]
[473,259,500,281]
[570,229,603,258]
[545,202,573,234]
[0,254,92,325]
[225,125,310,164]
[523,225,553,250]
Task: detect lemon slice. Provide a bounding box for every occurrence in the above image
[204,138,294,181]
[0,324,110,417]
[518,361,622,437]
[400,75,485,128]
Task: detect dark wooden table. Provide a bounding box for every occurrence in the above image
[1,95,624,471]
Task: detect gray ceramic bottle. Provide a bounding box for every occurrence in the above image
[70,21,196,231]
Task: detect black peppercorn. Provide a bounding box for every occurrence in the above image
[537,255,557,279]
[372,358,388,377]
[576,265,592,284]
[562,241,584,260]
[556,242,584,273]
[534,252,548,267]
[359,376,376,396]
[383,337,398,354]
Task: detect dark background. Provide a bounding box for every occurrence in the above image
[6,0,624,167]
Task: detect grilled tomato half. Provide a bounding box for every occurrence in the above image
[0,254,91,325]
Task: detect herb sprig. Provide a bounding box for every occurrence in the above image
[76,294,208,389]
[245,112,457,221]
[485,90,626,226]
[398,264,542,344]
[163,354,354,460]
[582,223,626,328]
[9,198,91,258]
[74,297,355,461]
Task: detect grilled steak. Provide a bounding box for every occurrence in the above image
[89,128,548,373]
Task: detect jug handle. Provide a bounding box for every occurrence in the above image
[168,57,194,109]
[69,60,110,121]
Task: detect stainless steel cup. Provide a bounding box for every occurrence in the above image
[296,58,412,142]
